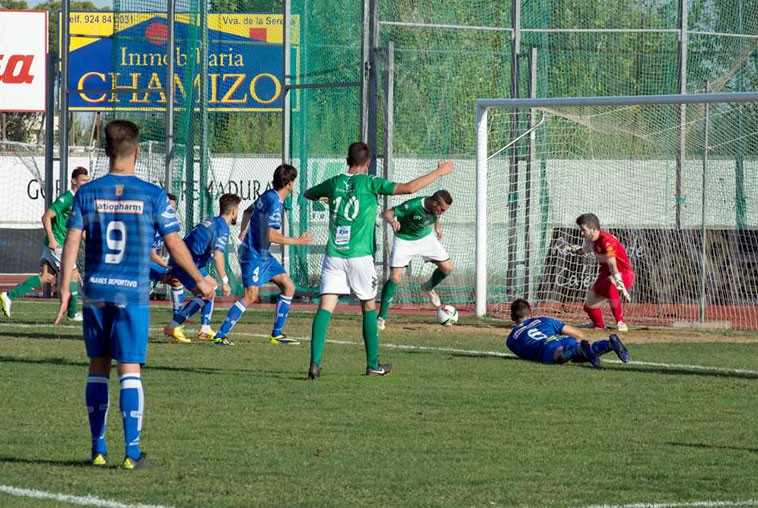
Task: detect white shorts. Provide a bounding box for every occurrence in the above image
[390,234,450,268]
[40,246,76,274]
[319,255,378,301]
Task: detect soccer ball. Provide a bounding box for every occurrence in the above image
[436,305,459,326]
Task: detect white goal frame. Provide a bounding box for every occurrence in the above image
[475,91,758,317]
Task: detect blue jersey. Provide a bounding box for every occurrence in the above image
[239,189,282,261]
[183,216,230,268]
[68,173,180,305]
[152,231,164,254]
[506,317,566,362]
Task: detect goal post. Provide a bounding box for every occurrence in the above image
[475,92,758,328]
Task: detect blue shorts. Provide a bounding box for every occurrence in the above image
[171,263,208,291]
[83,301,150,364]
[149,262,170,281]
[539,336,580,364]
[240,256,286,287]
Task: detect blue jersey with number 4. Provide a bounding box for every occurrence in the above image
[183,216,230,268]
[68,174,180,305]
[506,317,566,361]
[239,189,282,262]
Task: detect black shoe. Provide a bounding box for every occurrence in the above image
[122,452,149,470]
[580,340,601,368]
[307,363,321,380]
[366,363,393,376]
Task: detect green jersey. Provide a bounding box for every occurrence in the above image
[44,190,74,247]
[393,196,437,241]
[307,173,396,258]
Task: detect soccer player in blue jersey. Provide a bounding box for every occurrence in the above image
[149,193,185,313]
[507,299,630,368]
[163,193,241,345]
[213,164,313,345]
[53,120,214,469]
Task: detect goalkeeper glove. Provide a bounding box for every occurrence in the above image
[612,273,631,302]
[566,244,585,255]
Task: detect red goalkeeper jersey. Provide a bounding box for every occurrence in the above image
[591,230,633,276]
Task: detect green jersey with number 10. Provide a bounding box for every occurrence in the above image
[307,173,396,258]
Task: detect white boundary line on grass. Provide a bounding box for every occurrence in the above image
[0,485,174,508]
[2,323,758,377]
[576,499,758,508]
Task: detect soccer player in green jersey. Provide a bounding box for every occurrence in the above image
[303,142,453,379]
[377,190,453,330]
[1,167,89,320]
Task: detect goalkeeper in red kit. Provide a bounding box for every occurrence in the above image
[570,213,634,332]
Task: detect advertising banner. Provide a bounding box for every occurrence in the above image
[0,10,48,112]
[65,12,299,112]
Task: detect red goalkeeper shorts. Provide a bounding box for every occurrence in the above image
[592,270,635,299]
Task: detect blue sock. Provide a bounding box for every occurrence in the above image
[86,374,109,456]
[201,299,214,327]
[170,286,184,313]
[272,295,292,337]
[171,296,205,326]
[559,341,582,362]
[119,374,144,460]
[216,300,247,339]
[592,339,612,356]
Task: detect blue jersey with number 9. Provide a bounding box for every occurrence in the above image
[68,174,181,305]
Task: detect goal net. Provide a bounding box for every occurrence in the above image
[476,93,758,329]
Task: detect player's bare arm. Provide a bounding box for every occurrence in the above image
[560,324,585,340]
[384,208,400,232]
[393,160,454,195]
[268,227,313,246]
[150,247,169,268]
[164,232,215,299]
[42,208,58,250]
[53,229,83,325]
[238,205,254,240]
[213,250,232,296]
[435,221,443,240]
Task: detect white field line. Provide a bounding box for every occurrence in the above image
[577,499,758,508]
[0,485,174,508]
[2,323,758,377]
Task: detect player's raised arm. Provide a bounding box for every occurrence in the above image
[269,227,313,246]
[53,229,83,325]
[393,160,453,195]
[163,232,214,299]
[238,204,254,240]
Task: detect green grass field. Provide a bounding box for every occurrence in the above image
[1,300,756,508]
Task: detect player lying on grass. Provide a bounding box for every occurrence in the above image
[377,190,453,331]
[148,193,185,314]
[53,119,214,469]
[507,298,630,368]
[1,167,89,321]
[213,164,313,346]
[570,213,635,332]
[163,193,241,345]
[303,141,454,379]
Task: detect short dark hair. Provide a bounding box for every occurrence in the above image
[105,120,139,160]
[272,164,298,190]
[510,298,531,323]
[346,142,370,167]
[576,213,601,229]
[71,166,88,180]
[166,193,177,202]
[432,189,453,205]
[219,193,241,215]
